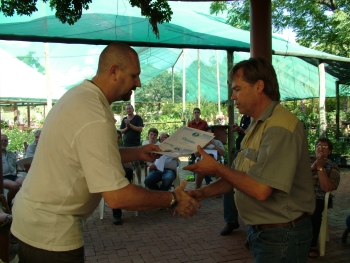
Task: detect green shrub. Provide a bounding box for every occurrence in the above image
[1,127,34,154]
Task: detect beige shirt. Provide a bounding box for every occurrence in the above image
[12,80,129,251]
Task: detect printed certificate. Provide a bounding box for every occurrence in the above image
[153,126,214,157]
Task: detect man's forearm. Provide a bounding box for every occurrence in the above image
[119,147,139,163]
[128,124,143,133]
[214,164,272,201]
[103,184,174,210]
[120,127,128,133]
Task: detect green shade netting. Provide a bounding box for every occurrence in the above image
[0,0,350,82]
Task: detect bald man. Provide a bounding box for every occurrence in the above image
[11,43,200,263]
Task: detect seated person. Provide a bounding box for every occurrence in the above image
[144,133,178,191]
[0,194,12,231]
[142,127,159,146]
[195,126,225,189]
[309,137,340,258]
[111,130,134,225]
[1,134,24,209]
[142,128,160,179]
[25,129,41,158]
[159,132,169,143]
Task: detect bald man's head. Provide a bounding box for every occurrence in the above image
[97,43,138,74]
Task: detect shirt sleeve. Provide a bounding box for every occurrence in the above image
[75,121,129,193]
[247,123,303,194]
[328,162,340,189]
[135,115,144,127]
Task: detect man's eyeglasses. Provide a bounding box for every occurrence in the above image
[1,139,8,142]
[316,145,328,149]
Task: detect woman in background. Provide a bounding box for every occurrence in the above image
[309,137,340,258]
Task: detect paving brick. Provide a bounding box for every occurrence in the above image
[82,162,350,263]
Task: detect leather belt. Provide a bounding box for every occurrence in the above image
[252,213,308,231]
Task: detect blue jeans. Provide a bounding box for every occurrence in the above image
[223,191,238,223]
[144,169,176,191]
[248,215,312,263]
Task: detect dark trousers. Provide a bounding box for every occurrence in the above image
[18,240,84,263]
[310,199,325,247]
[112,168,133,218]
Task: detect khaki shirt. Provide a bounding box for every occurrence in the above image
[234,102,315,225]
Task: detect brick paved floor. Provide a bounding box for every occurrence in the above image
[83,159,350,263]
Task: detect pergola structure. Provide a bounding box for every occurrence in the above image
[0,0,349,171]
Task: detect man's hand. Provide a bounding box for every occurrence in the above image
[137,144,162,163]
[186,189,205,202]
[173,180,201,218]
[124,119,131,127]
[149,163,157,170]
[232,123,240,133]
[183,146,220,175]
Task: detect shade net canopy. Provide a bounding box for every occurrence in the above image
[0,0,348,104]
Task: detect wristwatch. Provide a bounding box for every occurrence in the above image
[168,192,178,209]
[317,167,323,171]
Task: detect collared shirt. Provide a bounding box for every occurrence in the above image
[188,119,208,131]
[234,101,315,225]
[25,141,37,158]
[312,159,340,199]
[2,150,17,176]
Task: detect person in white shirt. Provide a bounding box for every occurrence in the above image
[25,130,41,158]
[11,43,200,263]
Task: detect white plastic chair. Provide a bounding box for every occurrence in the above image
[319,191,331,256]
[99,172,138,219]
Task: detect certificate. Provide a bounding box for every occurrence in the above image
[153,126,215,157]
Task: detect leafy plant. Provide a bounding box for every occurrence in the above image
[2,127,34,154]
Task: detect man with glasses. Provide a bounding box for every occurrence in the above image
[1,134,24,209]
[25,129,41,158]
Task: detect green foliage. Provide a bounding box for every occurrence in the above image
[135,71,182,106]
[0,0,173,38]
[1,120,9,129]
[129,0,173,38]
[17,51,45,74]
[2,127,34,154]
[210,1,350,57]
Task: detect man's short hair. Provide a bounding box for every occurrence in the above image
[148,127,159,135]
[193,108,201,112]
[229,57,280,101]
